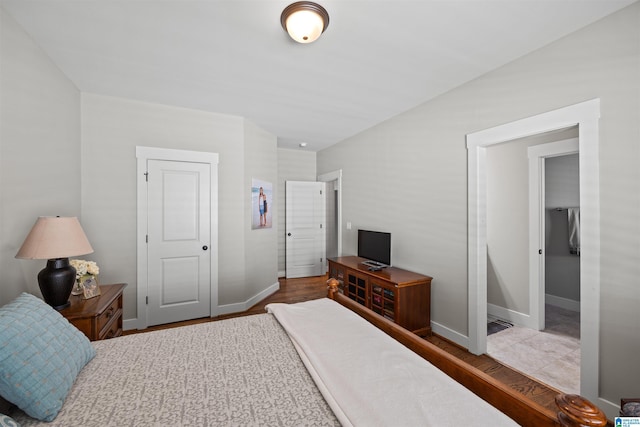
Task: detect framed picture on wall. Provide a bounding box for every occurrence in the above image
[252,178,272,229]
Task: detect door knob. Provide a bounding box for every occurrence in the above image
[287,233,292,236]
[202,245,208,251]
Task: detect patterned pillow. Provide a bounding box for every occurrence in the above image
[0,414,19,427]
[0,293,96,421]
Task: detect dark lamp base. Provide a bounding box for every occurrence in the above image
[38,258,76,311]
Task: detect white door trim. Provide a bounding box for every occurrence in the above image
[528,138,579,331]
[135,146,219,329]
[318,169,343,258]
[466,99,600,403]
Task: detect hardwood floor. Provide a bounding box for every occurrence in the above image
[125,275,563,415]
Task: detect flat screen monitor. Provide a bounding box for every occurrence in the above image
[357,229,391,267]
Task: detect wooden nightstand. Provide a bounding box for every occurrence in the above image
[60,283,126,341]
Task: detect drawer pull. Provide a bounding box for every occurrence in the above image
[106,308,114,319]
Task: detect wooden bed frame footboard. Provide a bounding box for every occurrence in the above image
[326,279,607,427]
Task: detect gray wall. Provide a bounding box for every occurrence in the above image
[80,93,279,319]
[318,2,639,409]
[244,120,279,297]
[486,139,531,315]
[0,8,81,303]
[485,129,578,316]
[1,6,280,320]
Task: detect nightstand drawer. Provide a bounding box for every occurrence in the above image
[99,312,123,340]
[97,296,122,334]
[60,284,126,341]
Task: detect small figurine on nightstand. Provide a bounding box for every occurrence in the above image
[81,275,101,299]
[70,259,100,298]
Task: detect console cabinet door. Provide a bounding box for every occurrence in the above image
[370,279,397,322]
[328,261,345,294]
[346,269,368,307]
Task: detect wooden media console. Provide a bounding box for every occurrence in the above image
[328,256,432,336]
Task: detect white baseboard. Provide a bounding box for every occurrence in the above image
[597,397,620,421]
[124,281,281,330]
[278,270,286,278]
[487,303,535,329]
[545,294,580,312]
[217,281,280,316]
[123,318,138,331]
[431,321,470,349]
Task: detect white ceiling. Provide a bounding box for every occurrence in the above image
[1,0,635,151]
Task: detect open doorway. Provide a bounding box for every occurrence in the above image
[466,99,601,403]
[484,132,581,394]
[318,170,342,266]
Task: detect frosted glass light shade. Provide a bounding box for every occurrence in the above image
[285,9,324,43]
[281,2,329,44]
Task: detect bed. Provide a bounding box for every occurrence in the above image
[0,281,607,426]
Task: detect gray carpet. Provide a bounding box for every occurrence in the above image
[487,305,580,394]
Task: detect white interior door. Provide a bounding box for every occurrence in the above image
[147,159,211,326]
[285,181,326,278]
[528,138,579,331]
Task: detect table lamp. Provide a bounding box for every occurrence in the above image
[15,216,94,310]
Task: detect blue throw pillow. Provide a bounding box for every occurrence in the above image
[0,293,95,421]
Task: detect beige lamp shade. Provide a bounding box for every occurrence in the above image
[16,216,94,260]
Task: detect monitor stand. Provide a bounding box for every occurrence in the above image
[361,260,387,271]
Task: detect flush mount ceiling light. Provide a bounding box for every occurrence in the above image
[281,1,329,44]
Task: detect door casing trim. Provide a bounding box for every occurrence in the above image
[466,99,600,402]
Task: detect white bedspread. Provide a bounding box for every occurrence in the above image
[267,298,519,427]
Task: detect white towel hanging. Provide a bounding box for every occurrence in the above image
[567,208,580,255]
